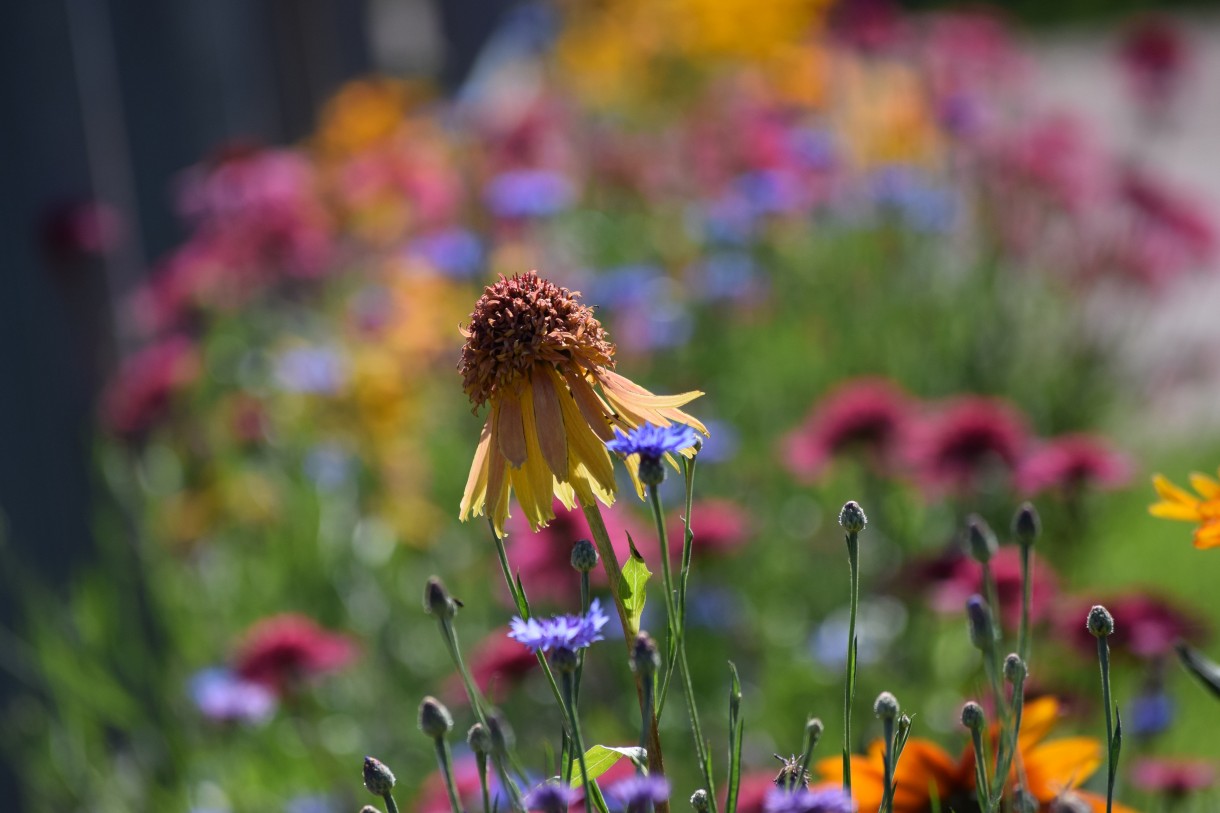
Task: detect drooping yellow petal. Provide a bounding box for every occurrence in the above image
[460,416,493,520]
[1150,501,1206,521]
[551,367,616,498]
[531,365,569,479]
[497,388,528,468]
[1023,737,1101,801]
[564,370,616,441]
[1194,521,1220,549]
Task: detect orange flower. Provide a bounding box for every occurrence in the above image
[1149,470,1220,549]
[458,272,705,533]
[815,698,1139,813]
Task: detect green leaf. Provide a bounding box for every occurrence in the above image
[1177,643,1220,701]
[726,662,744,813]
[620,533,651,638]
[569,746,647,788]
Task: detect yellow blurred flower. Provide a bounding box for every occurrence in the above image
[458,271,706,533]
[1149,470,1220,549]
[314,77,427,157]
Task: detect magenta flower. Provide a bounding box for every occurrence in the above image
[1015,434,1133,496]
[1056,592,1209,661]
[666,499,752,557]
[101,335,200,438]
[782,378,914,481]
[920,546,1060,631]
[1131,757,1216,798]
[905,397,1027,494]
[233,614,358,695]
[1117,16,1191,122]
[445,628,540,704]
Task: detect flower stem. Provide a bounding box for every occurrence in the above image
[1098,635,1119,813]
[382,793,401,813]
[648,483,717,813]
[1017,544,1033,666]
[434,736,464,813]
[969,727,992,812]
[842,530,860,794]
[580,499,668,813]
[477,752,492,813]
[562,670,593,813]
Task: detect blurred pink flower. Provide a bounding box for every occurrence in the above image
[1130,757,1216,797]
[906,397,1027,494]
[919,546,1059,630]
[667,499,752,557]
[445,628,538,706]
[1118,17,1191,122]
[42,200,126,260]
[233,614,358,695]
[1113,165,1217,287]
[504,501,648,609]
[1015,434,1133,496]
[782,378,915,481]
[101,335,200,438]
[1057,592,1208,661]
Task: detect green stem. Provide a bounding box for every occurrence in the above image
[1098,636,1116,813]
[580,500,668,812]
[383,792,401,813]
[991,679,1025,810]
[435,737,465,813]
[1017,544,1032,668]
[880,716,896,813]
[477,753,492,813]
[562,670,593,813]
[843,531,860,794]
[648,483,716,813]
[648,485,681,714]
[970,728,992,812]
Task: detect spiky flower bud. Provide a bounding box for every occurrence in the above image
[690,790,710,812]
[772,754,809,789]
[966,595,996,651]
[424,576,456,620]
[467,722,491,755]
[639,456,667,487]
[418,696,454,739]
[631,632,661,680]
[1004,653,1027,685]
[961,701,985,731]
[487,709,514,755]
[1087,605,1115,638]
[363,756,396,796]
[571,539,599,572]
[806,717,824,747]
[897,714,912,738]
[1013,502,1040,548]
[967,515,998,564]
[873,691,900,721]
[838,501,867,534]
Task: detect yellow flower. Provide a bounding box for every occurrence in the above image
[1149,470,1220,549]
[458,271,706,533]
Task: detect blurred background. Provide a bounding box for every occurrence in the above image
[3,0,1220,810]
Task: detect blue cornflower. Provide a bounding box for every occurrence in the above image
[605,423,700,463]
[509,599,609,654]
[607,775,670,812]
[1128,690,1174,739]
[526,782,578,813]
[763,787,856,813]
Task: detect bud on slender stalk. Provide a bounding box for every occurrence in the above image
[424,576,456,620]
[467,722,491,754]
[690,790,710,812]
[967,515,998,564]
[631,632,660,679]
[838,501,867,534]
[1004,653,1027,685]
[966,595,996,652]
[571,539,599,572]
[874,692,900,721]
[961,702,985,732]
[1088,605,1115,638]
[419,696,454,739]
[1013,502,1040,548]
[363,756,396,796]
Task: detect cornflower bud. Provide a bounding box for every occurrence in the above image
[960,702,985,732]
[1013,502,1040,548]
[424,576,456,620]
[966,595,996,651]
[631,632,660,679]
[967,514,998,564]
[806,717,824,747]
[1087,605,1115,638]
[639,456,667,487]
[467,722,491,754]
[363,756,396,796]
[873,691,900,721]
[487,709,514,755]
[690,790,710,812]
[419,696,454,739]
[838,501,867,534]
[571,539,599,572]
[897,714,912,739]
[1004,653,1027,685]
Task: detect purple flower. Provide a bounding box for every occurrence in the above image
[409,228,484,278]
[526,782,578,813]
[509,599,610,654]
[485,170,574,219]
[189,668,277,723]
[606,423,700,463]
[607,775,670,811]
[763,787,856,813]
[274,346,348,394]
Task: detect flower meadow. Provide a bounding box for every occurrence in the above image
[6,3,1220,812]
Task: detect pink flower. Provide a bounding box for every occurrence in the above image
[667,499,752,557]
[1056,593,1208,661]
[445,629,538,705]
[782,378,914,481]
[101,335,200,438]
[1015,434,1133,496]
[233,614,358,695]
[918,546,1059,630]
[1130,757,1216,797]
[504,501,647,609]
[1113,165,1217,287]
[906,397,1027,494]
[1118,17,1191,121]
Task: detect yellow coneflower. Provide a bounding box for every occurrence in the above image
[1149,469,1220,549]
[458,271,706,533]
